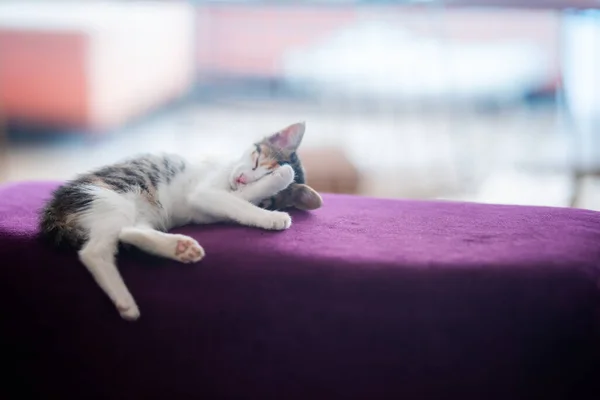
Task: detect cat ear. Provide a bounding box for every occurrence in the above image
[267,122,305,153]
[292,184,322,211]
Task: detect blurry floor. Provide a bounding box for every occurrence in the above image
[2,101,599,210]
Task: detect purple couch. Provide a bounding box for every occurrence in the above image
[1,181,599,400]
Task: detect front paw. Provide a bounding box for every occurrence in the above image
[258,211,292,230]
[271,164,295,189]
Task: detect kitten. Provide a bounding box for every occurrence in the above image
[40,122,321,321]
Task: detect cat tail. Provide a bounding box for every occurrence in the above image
[39,185,96,249]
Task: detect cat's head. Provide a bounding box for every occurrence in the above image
[230,122,322,210]
[230,122,306,188]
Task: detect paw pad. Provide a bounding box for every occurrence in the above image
[175,238,205,263]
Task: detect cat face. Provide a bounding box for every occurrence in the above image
[230,122,306,189]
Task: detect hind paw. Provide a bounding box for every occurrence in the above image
[174,237,205,263]
[116,299,140,321]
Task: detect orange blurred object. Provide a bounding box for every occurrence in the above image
[0,2,195,131]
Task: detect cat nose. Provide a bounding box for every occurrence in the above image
[236,174,248,184]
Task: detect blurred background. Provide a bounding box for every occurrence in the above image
[1,0,599,209]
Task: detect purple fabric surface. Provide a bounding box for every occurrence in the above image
[1,181,600,399]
